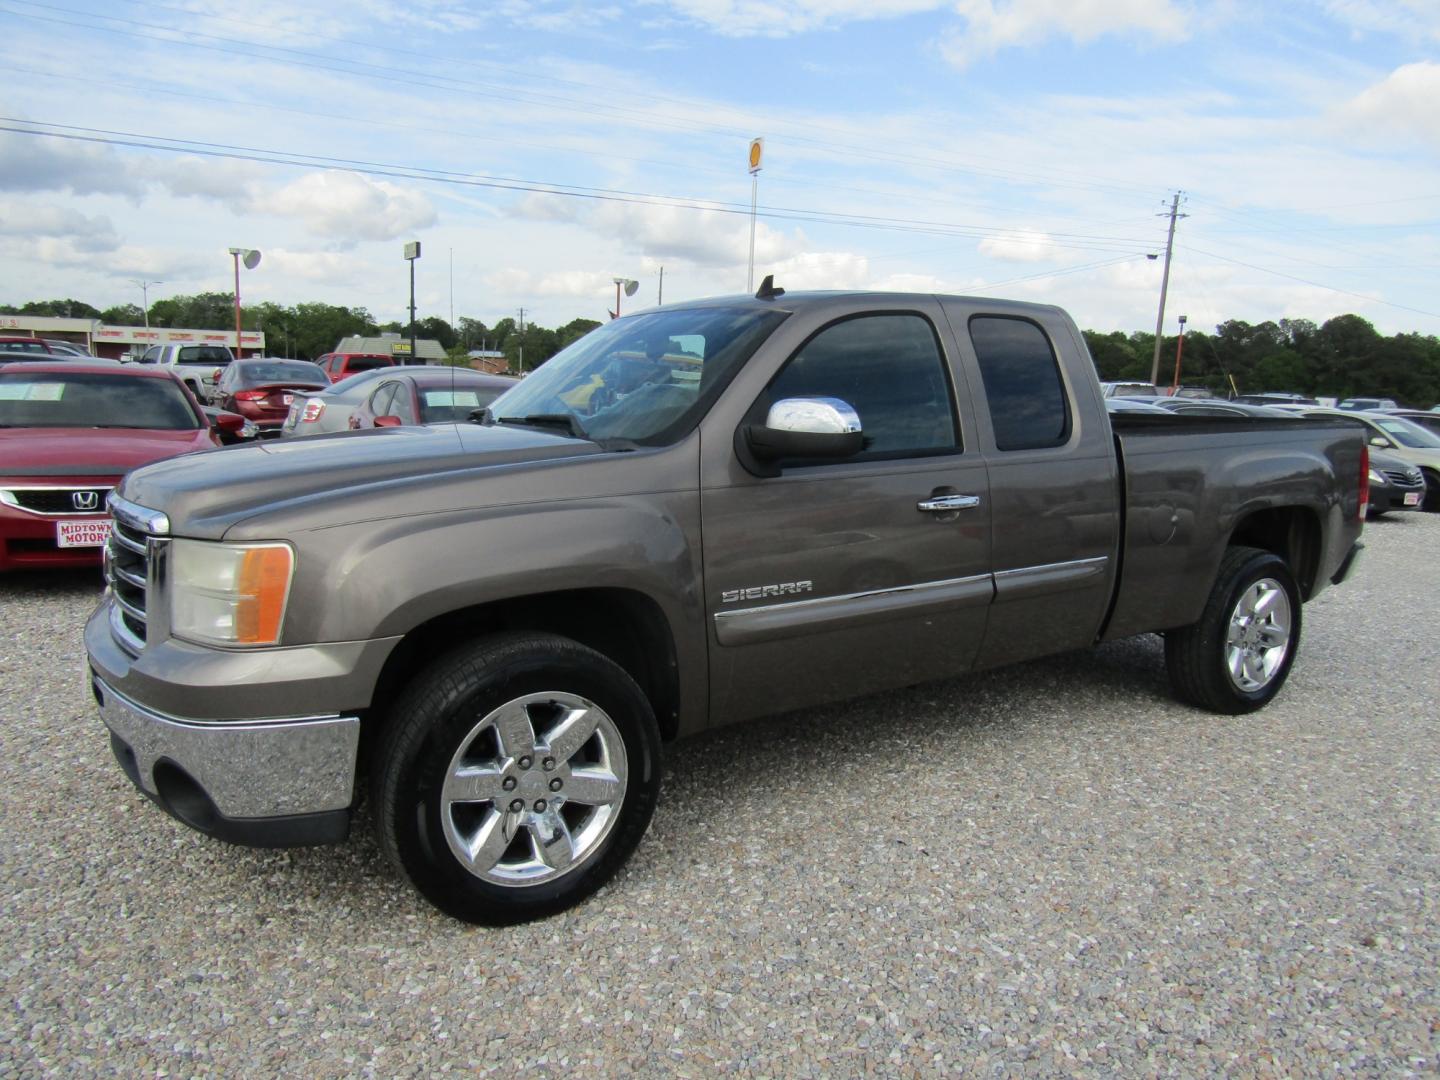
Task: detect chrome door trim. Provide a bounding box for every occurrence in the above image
[917,494,981,512]
[992,555,1110,602]
[713,572,994,647]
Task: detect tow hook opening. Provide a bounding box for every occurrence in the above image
[152,760,221,833]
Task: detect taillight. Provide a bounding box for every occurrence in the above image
[1357,444,1369,521]
[235,389,267,401]
[301,400,325,422]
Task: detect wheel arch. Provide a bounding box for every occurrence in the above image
[1227,505,1323,599]
[362,587,683,765]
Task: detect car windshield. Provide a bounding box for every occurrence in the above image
[418,383,510,424]
[176,346,233,367]
[1372,416,1440,448]
[0,340,49,353]
[0,372,200,430]
[238,360,328,385]
[487,306,788,446]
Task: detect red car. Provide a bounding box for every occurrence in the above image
[316,351,397,383]
[213,357,329,434]
[347,368,518,429]
[0,362,235,571]
[0,336,56,355]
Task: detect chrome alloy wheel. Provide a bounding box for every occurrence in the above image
[1224,577,1293,692]
[440,692,628,887]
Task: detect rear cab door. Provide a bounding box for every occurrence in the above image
[937,299,1121,667]
[698,296,994,726]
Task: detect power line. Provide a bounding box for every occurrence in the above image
[1179,244,1440,320]
[0,120,1160,254]
[0,0,1162,200]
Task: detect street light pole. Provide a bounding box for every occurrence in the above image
[747,138,763,293]
[404,241,421,365]
[227,248,261,356]
[1171,314,1188,393]
[130,279,162,329]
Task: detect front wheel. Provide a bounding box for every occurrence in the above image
[373,632,662,924]
[1165,546,1302,714]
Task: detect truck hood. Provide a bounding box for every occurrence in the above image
[0,427,208,479]
[118,423,606,535]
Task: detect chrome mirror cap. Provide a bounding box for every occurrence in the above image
[765,397,862,436]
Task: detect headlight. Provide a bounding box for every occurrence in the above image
[1367,468,1386,485]
[170,539,294,647]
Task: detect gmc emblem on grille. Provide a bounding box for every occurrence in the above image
[72,491,100,511]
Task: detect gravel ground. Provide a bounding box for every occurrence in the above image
[1,515,1437,1077]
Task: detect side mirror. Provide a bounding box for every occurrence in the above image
[374,415,403,428]
[211,410,246,435]
[1369,436,1391,448]
[744,397,864,463]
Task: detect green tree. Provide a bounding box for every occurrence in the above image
[556,318,602,350]
[149,292,237,330]
[17,298,104,319]
[99,303,144,325]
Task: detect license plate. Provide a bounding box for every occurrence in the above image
[57,519,111,548]
[1404,491,1421,506]
[282,393,294,405]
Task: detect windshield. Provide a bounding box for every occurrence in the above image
[1373,416,1440,448]
[176,346,233,367]
[488,306,788,446]
[238,360,328,386]
[0,372,201,430]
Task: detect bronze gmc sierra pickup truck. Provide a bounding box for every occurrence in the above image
[86,286,1367,923]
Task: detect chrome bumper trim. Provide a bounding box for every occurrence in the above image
[93,675,359,819]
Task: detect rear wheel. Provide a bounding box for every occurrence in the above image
[373,632,662,924]
[1165,546,1301,714]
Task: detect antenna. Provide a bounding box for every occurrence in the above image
[754,275,784,300]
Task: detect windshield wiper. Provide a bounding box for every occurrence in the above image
[493,413,589,440]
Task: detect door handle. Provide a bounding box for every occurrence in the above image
[917,494,981,512]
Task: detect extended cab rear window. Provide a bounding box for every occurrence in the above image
[176,346,233,366]
[969,316,1072,451]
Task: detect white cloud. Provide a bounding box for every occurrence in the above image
[941,0,1191,68]
[769,250,871,289]
[977,230,1063,262]
[0,201,120,253]
[1336,61,1440,150]
[653,0,945,37]
[0,130,145,198]
[1321,0,1440,41]
[261,171,437,241]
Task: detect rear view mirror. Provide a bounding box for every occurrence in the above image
[1369,436,1391,448]
[744,397,864,463]
[211,410,245,435]
[374,415,403,428]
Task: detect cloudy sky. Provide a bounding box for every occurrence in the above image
[0,0,1437,337]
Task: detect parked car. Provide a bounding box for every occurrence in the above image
[1388,409,1440,437]
[0,349,105,365]
[0,362,231,571]
[0,336,55,354]
[44,339,93,357]
[280,365,422,437]
[1100,381,1159,397]
[1233,392,1317,406]
[87,288,1366,924]
[1365,447,1426,517]
[316,351,398,384]
[1338,397,1398,412]
[136,343,235,403]
[1104,397,1170,414]
[214,358,329,435]
[1295,408,1440,511]
[347,368,518,430]
[200,405,261,445]
[1148,399,1296,419]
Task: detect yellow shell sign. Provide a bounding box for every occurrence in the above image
[748,138,763,173]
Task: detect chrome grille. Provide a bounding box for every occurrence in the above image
[1382,469,1422,487]
[0,486,114,515]
[104,495,170,656]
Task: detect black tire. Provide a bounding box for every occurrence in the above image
[372,632,661,924]
[1422,469,1440,513]
[1165,546,1302,715]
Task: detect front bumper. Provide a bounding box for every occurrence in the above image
[93,674,358,847]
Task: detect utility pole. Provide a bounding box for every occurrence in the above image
[131,279,162,329]
[516,307,526,374]
[1150,191,1187,386]
[404,241,421,364]
[658,266,664,306]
